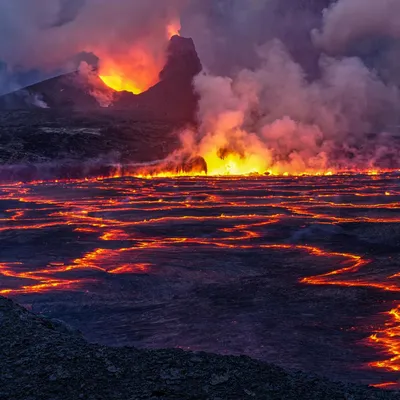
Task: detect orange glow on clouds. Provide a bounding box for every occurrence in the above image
[167,19,181,39]
[98,19,180,94]
[99,45,162,94]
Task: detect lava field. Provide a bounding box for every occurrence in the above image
[1,173,400,388]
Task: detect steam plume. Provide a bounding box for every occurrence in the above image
[313,0,400,54]
[51,0,86,28]
[177,40,400,174]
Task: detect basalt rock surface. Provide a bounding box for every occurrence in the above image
[0,296,398,400]
[0,109,191,181]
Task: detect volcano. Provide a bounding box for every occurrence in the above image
[0,36,204,179]
[0,36,202,121]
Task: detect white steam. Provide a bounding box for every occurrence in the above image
[78,62,114,107]
[32,93,49,109]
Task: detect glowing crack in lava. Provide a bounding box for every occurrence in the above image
[98,20,180,94]
[1,173,400,387]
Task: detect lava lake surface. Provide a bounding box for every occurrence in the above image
[1,173,400,387]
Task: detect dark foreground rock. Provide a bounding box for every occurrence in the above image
[1,296,398,400]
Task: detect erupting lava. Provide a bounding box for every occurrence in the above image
[166,19,181,40]
[98,47,161,94]
[98,20,181,94]
[128,151,396,179]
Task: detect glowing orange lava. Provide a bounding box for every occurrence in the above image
[98,45,162,94]
[166,19,181,39]
[98,19,180,94]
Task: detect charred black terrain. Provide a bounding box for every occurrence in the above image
[1,294,399,400]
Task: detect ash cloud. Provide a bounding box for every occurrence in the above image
[50,0,86,28]
[313,0,400,54]
[2,0,398,86]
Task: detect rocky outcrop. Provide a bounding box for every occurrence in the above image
[0,296,398,400]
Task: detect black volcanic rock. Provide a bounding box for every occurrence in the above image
[0,36,202,122]
[0,71,104,110]
[0,109,185,170]
[1,296,398,400]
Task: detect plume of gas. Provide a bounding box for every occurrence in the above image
[31,93,49,109]
[313,0,400,54]
[175,40,400,176]
[78,62,114,107]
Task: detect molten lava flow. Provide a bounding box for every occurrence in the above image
[131,156,398,178]
[122,131,399,178]
[203,149,268,176]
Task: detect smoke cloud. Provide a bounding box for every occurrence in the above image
[176,40,400,174]
[175,0,400,173]
[51,0,86,28]
[314,0,400,54]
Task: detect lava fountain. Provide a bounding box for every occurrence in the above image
[98,19,181,94]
